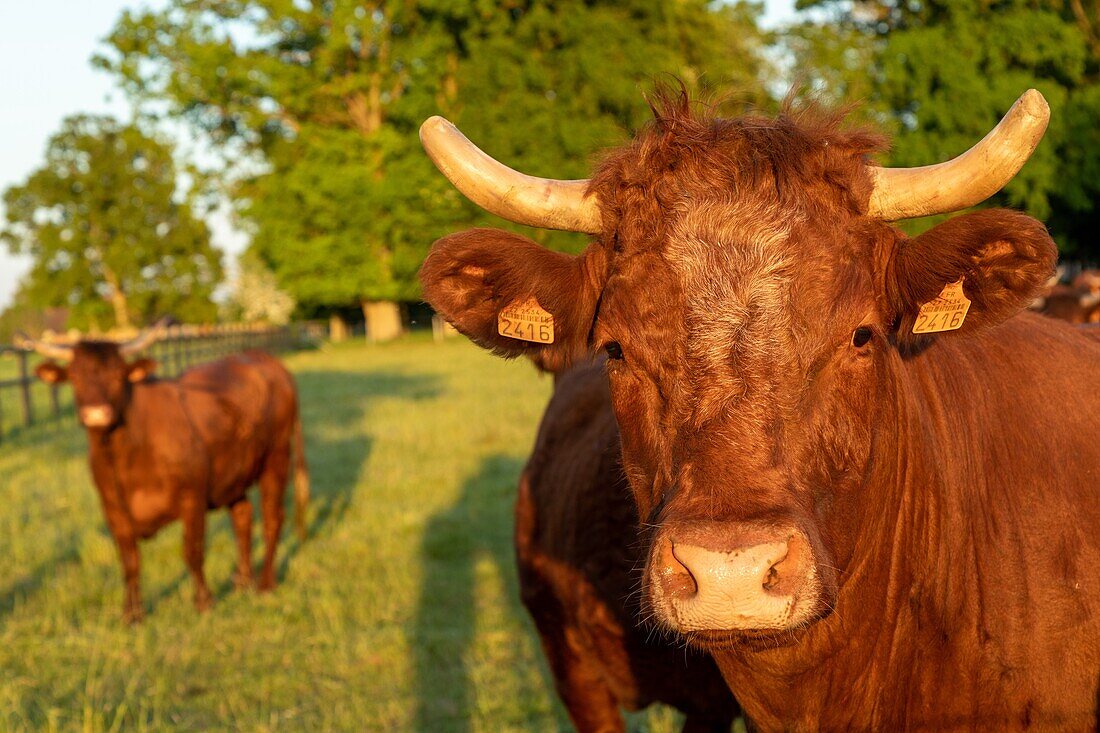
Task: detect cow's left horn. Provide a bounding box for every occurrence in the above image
[13,332,74,361]
[419,116,602,234]
[867,89,1050,220]
[119,319,168,356]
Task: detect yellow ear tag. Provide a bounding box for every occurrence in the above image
[913,279,971,334]
[498,296,555,344]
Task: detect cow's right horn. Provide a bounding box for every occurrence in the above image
[119,318,169,356]
[13,332,74,361]
[419,116,603,234]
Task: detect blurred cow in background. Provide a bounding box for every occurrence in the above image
[518,358,738,732]
[1033,267,1100,323]
[19,329,309,623]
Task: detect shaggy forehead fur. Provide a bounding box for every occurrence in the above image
[587,91,888,417]
[587,89,887,251]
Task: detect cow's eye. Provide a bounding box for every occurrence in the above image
[852,326,874,348]
[604,341,624,360]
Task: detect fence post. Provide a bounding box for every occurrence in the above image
[50,384,60,420]
[18,351,33,427]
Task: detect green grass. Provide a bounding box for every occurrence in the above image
[0,335,688,731]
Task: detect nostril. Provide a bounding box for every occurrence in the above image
[763,563,780,591]
[657,537,698,601]
[761,538,806,595]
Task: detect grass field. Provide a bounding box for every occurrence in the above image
[0,335,689,731]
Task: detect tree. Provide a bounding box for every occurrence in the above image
[96,0,771,325]
[792,0,1100,256]
[1,116,223,331]
[228,250,296,325]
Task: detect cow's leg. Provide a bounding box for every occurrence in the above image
[521,572,625,732]
[257,450,290,592]
[228,498,253,590]
[533,616,626,733]
[112,526,143,624]
[180,494,213,612]
[88,462,143,622]
[94,490,144,623]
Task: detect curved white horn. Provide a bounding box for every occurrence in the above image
[420,116,602,234]
[867,89,1050,220]
[119,319,168,356]
[13,332,74,361]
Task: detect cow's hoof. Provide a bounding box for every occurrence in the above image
[233,574,255,592]
[123,606,145,625]
[258,576,276,593]
[194,591,214,612]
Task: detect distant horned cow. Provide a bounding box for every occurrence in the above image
[419,87,1100,729]
[21,329,309,623]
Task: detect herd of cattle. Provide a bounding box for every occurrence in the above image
[14,85,1100,730]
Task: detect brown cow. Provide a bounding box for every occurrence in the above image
[1035,270,1100,323]
[1038,284,1100,323]
[419,87,1100,729]
[21,332,309,623]
[519,358,737,732]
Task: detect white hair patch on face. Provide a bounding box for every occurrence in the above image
[664,199,803,421]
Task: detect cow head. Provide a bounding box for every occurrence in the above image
[419,89,1056,648]
[21,330,161,430]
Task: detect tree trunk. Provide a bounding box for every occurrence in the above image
[329,314,348,343]
[361,300,403,343]
[102,266,131,331]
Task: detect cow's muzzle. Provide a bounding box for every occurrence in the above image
[647,521,829,641]
[79,404,115,428]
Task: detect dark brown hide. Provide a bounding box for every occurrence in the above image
[518,359,737,732]
[421,93,1100,729]
[37,345,309,622]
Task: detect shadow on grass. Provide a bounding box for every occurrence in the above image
[271,368,443,587]
[0,543,81,618]
[290,366,443,533]
[411,454,558,732]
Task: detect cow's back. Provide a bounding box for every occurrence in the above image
[517,360,736,723]
[177,350,300,502]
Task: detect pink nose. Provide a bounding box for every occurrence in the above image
[79,405,114,427]
[650,524,816,632]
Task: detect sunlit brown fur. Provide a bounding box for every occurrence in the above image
[37,344,309,623]
[517,358,738,732]
[421,90,1099,729]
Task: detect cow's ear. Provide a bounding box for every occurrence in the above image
[886,209,1056,338]
[127,359,156,383]
[35,362,68,384]
[420,228,609,371]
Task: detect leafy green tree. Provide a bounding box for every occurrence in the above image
[1,116,222,331]
[96,0,771,318]
[792,0,1100,255]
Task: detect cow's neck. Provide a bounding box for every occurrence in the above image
[714,335,1033,728]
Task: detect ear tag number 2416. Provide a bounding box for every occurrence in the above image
[913,279,971,334]
[498,296,555,344]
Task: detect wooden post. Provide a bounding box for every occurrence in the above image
[49,384,60,420]
[329,314,348,343]
[18,351,33,427]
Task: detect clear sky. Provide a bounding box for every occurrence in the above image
[0,0,798,310]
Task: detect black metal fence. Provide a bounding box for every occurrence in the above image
[0,322,322,444]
